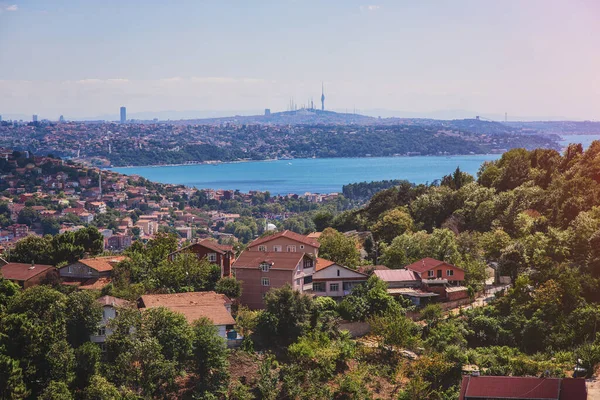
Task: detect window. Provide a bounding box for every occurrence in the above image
[303,258,313,269]
[300,245,304,249]
[313,282,326,292]
[330,283,340,292]
[261,277,270,286]
[68,265,72,274]
[207,253,217,262]
[258,245,267,252]
[446,269,454,277]
[427,270,434,277]
[260,262,270,272]
[87,267,93,275]
[287,245,297,252]
[99,343,107,352]
[337,269,340,277]
[97,327,106,336]
[272,245,282,252]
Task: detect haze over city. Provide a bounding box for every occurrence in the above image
[1,0,599,121]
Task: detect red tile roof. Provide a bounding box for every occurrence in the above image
[0,263,55,282]
[374,269,421,282]
[76,256,127,272]
[138,291,235,326]
[405,258,463,274]
[62,277,113,290]
[248,230,320,249]
[315,257,336,271]
[459,376,587,400]
[233,251,305,271]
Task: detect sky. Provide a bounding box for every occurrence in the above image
[0,0,599,120]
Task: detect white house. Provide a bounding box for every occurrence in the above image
[311,258,368,298]
[90,295,132,351]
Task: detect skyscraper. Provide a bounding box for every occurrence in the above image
[120,107,126,124]
[32,115,38,122]
[321,83,325,111]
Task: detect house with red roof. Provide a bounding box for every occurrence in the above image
[138,291,235,338]
[59,256,127,290]
[168,239,235,277]
[406,258,468,301]
[0,262,58,288]
[459,375,587,400]
[232,251,314,309]
[247,230,320,256]
[374,258,469,303]
[310,258,368,298]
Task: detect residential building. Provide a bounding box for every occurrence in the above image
[105,234,132,251]
[8,224,28,239]
[90,295,132,350]
[137,292,235,338]
[405,258,468,301]
[311,258,368,298]
[247,230,320,256]
[0,263,58,288]
[169,239,235,277]
[374,269,439,306]
[59,256,127,290]
[459,376,587,400]
[233,251,314,309]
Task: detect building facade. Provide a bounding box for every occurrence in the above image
[246,230,320,257]
[233,251,314,309]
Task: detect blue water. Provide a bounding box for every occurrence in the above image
[558,134,600,149]
[112,155,501,194]
[111,134,600,194]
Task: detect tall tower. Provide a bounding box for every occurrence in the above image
[321,82,325,111]
[120,106,126,124]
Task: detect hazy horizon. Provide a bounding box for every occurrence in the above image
[1,0,599,120]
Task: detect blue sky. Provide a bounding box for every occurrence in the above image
[0,0,599,120]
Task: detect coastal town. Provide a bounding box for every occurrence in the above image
[0,116,564,168]
[2,142,598,398]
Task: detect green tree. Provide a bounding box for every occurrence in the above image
[81,375,121,400]
[318,228,361,268]
[257,285,314,344]
[39,381,72,400]
[73,343,101,389]
[0,355,29,399]
[142,307,193,366]
[74,227,104,255]
[370,206,414,244]
[215,276,242,299]
[191,318,230,397]
[65,291,102,347]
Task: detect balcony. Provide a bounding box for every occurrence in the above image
[422,278,448,285]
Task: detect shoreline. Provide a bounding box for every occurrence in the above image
[106,153,501,170]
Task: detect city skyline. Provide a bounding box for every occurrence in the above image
[1,0,599,120]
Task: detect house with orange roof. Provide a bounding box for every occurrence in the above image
[59,255,127,290]
[137,291,235,338]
